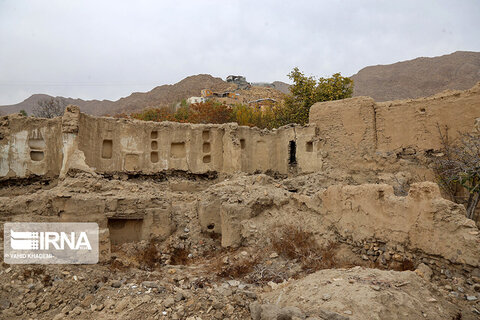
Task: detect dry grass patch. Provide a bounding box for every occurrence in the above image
[271,224,338,273]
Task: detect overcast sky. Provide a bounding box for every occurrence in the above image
[0,0,479,105]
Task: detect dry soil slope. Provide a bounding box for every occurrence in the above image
[351,51,480,101]
[0,74,232,116]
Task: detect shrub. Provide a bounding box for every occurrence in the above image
[131,107,174,122]
[271,224,337,273]
[433,125,480,220]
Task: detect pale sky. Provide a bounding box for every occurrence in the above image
[0,0,479,105]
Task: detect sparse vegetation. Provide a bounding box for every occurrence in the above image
[132,101,232,124]
[433,125,480,220]
[271,225,337,273]
[33,98,66,118]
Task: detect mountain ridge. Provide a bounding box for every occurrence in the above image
[2,51,480,116]
[351,51,480,101]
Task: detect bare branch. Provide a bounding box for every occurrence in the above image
[32,98,66,118]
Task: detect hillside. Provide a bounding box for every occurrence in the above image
[0,74,234,116]
[351,51,480,101]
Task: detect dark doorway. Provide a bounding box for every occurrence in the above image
[108,218,143,245]
[289,140,297,166]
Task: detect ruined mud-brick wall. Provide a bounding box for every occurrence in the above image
[309,82,480,172]
[0,106,322,179]
[0,115,63,178]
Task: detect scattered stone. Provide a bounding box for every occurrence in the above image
[142,281,159,289]
[227,280,240,287]
[40,302,50,312]
[72,306,83,315]
[0,298,11,310]
[26,302,36,310]
[466,295,477,301]
[164,297,175,308]
[111,280,122,288]
[415,263,433,280]
[322,294,331,301]
[115,297,129,312]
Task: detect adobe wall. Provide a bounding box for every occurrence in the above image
[0,115,63,178]
[0,106,323,179]
[376,83,480,152]
[320,182,480,266]
[308,96,376,171]
[309,82,480,170]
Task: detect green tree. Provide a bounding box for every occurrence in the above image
[231,104,277,129]
[19,109,28,116]
[281,67,353,125]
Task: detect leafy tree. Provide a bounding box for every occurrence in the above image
[434,127,480,220]
[187,101,232,124]
[19,109,27,116]
[131,107,174,122]
[281,68,353,125]
[231,104,276,129]
[33,98,66,118]
[132,101,233,125]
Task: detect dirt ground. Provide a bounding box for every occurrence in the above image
[1,171,480,319]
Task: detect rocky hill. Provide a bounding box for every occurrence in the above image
[351,51,480,101]
[2,51,480,116]
[0,74,233,116]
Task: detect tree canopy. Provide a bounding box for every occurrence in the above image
[280,68,353,125]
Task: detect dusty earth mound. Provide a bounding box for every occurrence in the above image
[257,267,471,320]
[0,171,480,319]
[351,51,480,101]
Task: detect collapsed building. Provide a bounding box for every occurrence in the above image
[1,83,480,279]
[226,75,251,90]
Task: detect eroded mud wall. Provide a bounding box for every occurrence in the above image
[309,83,480,170]
[375,83,480,152]
[0,115,63,178]
[0,109,323,179]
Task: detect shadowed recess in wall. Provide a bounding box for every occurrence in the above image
[289,141,297,166]
[108,218,143,245]
[171,142,186,158]
[102,140,113,159]
[28,136,45,161]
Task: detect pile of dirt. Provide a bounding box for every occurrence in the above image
[257,267,476,319]
[1,171,480,319]
[351,51,480,101]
